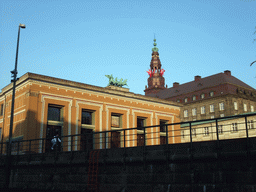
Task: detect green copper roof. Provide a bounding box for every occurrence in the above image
[152,38,159,52]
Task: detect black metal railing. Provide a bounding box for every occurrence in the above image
[0,113,255,156]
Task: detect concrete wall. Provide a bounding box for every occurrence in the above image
[1,137,256,192]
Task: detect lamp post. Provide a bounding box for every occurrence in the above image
[6,23,26,188]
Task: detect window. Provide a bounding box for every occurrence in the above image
[220,114,224,117]
[219,102,224,111]
[184,98,188,103]
[137,117,146,130]
[137,117,146,146]
[181,130,185,138]
[82,111,93,125]
[192,129,196,137]
[210,104,214,112]
[218,125,223,134]
[204,127,209,136]
[192,108,197,116]
[177,99,180,103]
[201,93,205,99]
[201,106,205,114]
[211,115,214,119]
[251,105,254,112]
[111,114,122,128]
[234,102,238,110]
[244,104,247,112]
[160,120,167,132]
[184,110,188,117]
[192,95,196,101]
[160,120,167,145]
[210,91,214,97]
[0,104,3,116]
[48,105,62,121]
[232,123,238,132]
[248,120,254,129]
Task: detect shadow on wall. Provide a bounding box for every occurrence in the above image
[1,110,119,154]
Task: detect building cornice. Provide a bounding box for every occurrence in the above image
[1,72,183,107]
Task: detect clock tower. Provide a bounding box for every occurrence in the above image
[144,39,167,95]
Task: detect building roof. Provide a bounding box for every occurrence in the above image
[0,72,183,107]
[148,71,255,99]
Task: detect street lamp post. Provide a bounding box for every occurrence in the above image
[5,23,26,189]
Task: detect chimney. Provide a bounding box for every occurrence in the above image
[224,70,231,76]
[173,82,179,88]
[194,75,201,81]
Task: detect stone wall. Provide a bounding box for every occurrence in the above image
[1,137,256,192]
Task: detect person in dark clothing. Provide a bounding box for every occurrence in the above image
[51,133,61,151]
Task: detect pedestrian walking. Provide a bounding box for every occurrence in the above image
[51,133,61,151]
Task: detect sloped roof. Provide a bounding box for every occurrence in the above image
[151,71,255,99]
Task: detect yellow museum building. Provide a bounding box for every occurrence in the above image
[0,72,182,153]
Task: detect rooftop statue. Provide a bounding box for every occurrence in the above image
[105,75,128,87]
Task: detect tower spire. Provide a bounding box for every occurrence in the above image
[144,38,167,95]
[152,37,159,52]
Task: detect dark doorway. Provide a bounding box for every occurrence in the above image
[137,134,145,146]
[111,131,121,148]
[80,128,93,151]
[45,125,62,153]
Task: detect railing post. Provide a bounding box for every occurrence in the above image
[189,122,192,150]
[123,129,126,170]
[28,140,31,162]
[71,135,73,152]
[189,122,193,192]
[42,138,44,153]
[17,141,20,155]
[215,119,220,151]
[143,126,146,170]
[104,131,107,173]
[245,116,250,158]
[29,140,31,153]
[245,116,249,139]
[165,124,169,170]
[0,141,2,155]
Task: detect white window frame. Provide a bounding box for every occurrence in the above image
[192,108,196,116]
[232,123,238,132]
[184,110,188,117]
[192,95,196,101]
[211,115,214,119]
[220,114,224,117]
[210,91,214,97]
[192,128,196,137]
[201,94,205,99]
[210,104,214,112]
[184,98,188,103]
[201,106,205,114]
[204,127,209,136]
[248,120,254,129]
[244,104,247,112]
[219,102,224,111]
[218,125,223,134]
[234,102,238,110]
[251,105,254,112]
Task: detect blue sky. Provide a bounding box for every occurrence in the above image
[1,0,256,95]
